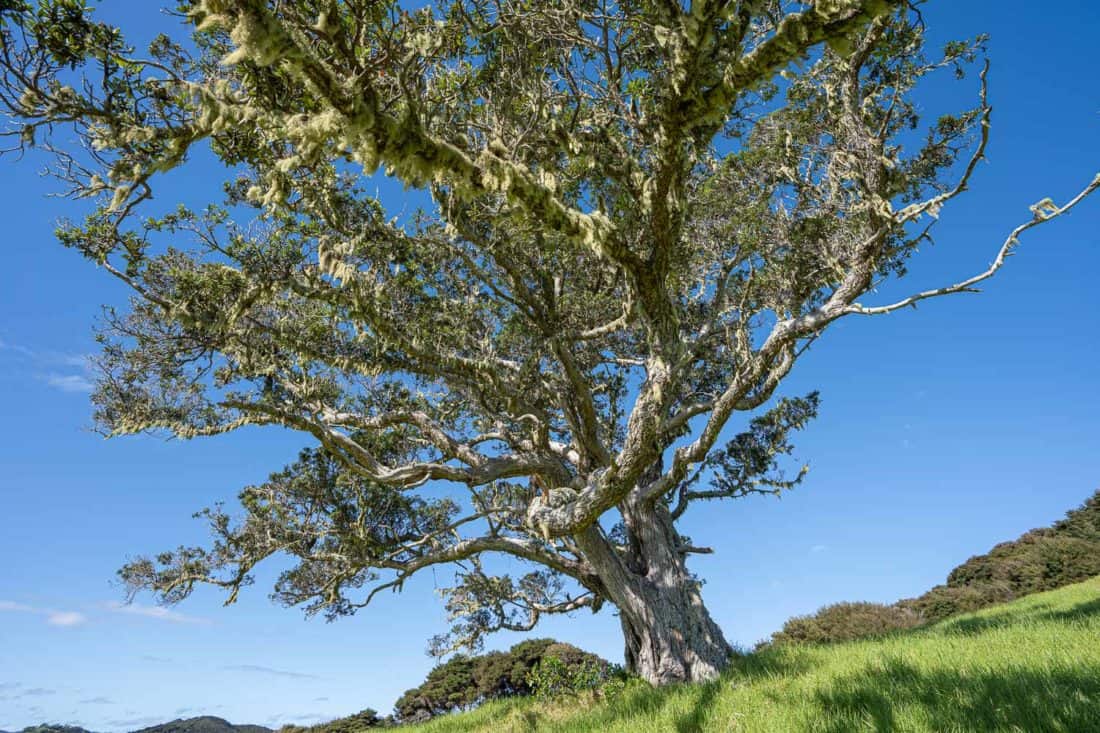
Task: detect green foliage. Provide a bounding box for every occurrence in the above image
[524,653,614,702]
[278,709,391,733]
[769,601,921,646]
[396,655,479,722]
[397,578,1100,732]
[395,639,609,723]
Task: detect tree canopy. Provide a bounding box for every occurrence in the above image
[1,0,1095,684]
[393,638,609,722]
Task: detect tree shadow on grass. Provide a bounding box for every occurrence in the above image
[728,646,822,681]
[1038,597,1100,625]
[537,651,817,733]
[939,596,1100,637]
[813,659,1100,732]
[673,678,721,733]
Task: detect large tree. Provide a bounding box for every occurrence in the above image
[1,0,1095,684]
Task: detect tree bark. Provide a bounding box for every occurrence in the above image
[575,493,734,685]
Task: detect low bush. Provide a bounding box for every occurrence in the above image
[770,601,922,645]
[394,639,611,722]
[526,655,614,701]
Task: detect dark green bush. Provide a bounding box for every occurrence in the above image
[394,639,610,722]
[770,601,921,645]
[901,583,1012,624]
[277,708,391,732]
[526,654,614,701]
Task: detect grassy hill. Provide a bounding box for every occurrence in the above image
[132,718,271,733]
[398,577,1100,732]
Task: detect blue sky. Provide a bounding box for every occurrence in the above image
[1,1,1098,730]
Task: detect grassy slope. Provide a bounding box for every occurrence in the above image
[403,577,1100,732]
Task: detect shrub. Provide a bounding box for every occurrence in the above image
[394,654,478,721]
[901,583,1012,624]
[394,639,611,722]
[526,654,613,701]
[278,708,391,732]
[771,601,922,645]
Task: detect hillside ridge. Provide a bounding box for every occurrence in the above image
[391,577,1100,732]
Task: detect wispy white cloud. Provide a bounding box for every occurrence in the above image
[80,696,115,705]
[0,600,35,612]
[0,599,87,627]
[109,716,163,729]
[104,601,211,625]
[0,338,90,367]
[266,713,326,725]
[47,610,88,626]
[0,337,94,393]
[0,337,37,359]
[42,373,94,393]
[223,664,321,680]
[810,544,828,554]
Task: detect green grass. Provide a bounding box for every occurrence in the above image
[402,577,1100,732]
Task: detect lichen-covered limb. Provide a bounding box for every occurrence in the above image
[640,343,799,506]
[224,398,565,490]
[846,174,1100,316]
[430,565,601,655]
[196,0,625,265]
[894,62,992,225]
[121,450,594,621]
[687,0,901,129]
[436,202,615,468]
[381,534,592,587]
[319,409,490,469]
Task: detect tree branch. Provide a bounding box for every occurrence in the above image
[846,174,1100,316]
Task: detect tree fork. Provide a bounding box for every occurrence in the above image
[574,464,734,684]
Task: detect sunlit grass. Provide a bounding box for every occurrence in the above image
[403,577,1100,732]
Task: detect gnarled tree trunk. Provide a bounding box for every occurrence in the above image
[576,492,734,684]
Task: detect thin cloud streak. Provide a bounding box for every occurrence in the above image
[42,373,94,393]
[108,716,163,729]
[223,664,321,680]
[0,600,35,612]
[105,602,212,625]
[0,337,94,392]
[0,337,88,366]
[0,599,87,627]
[47,610,88,627]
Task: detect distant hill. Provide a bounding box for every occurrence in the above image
[18,726,98,733]
[9,719,269,733]
[131,718,270,733]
